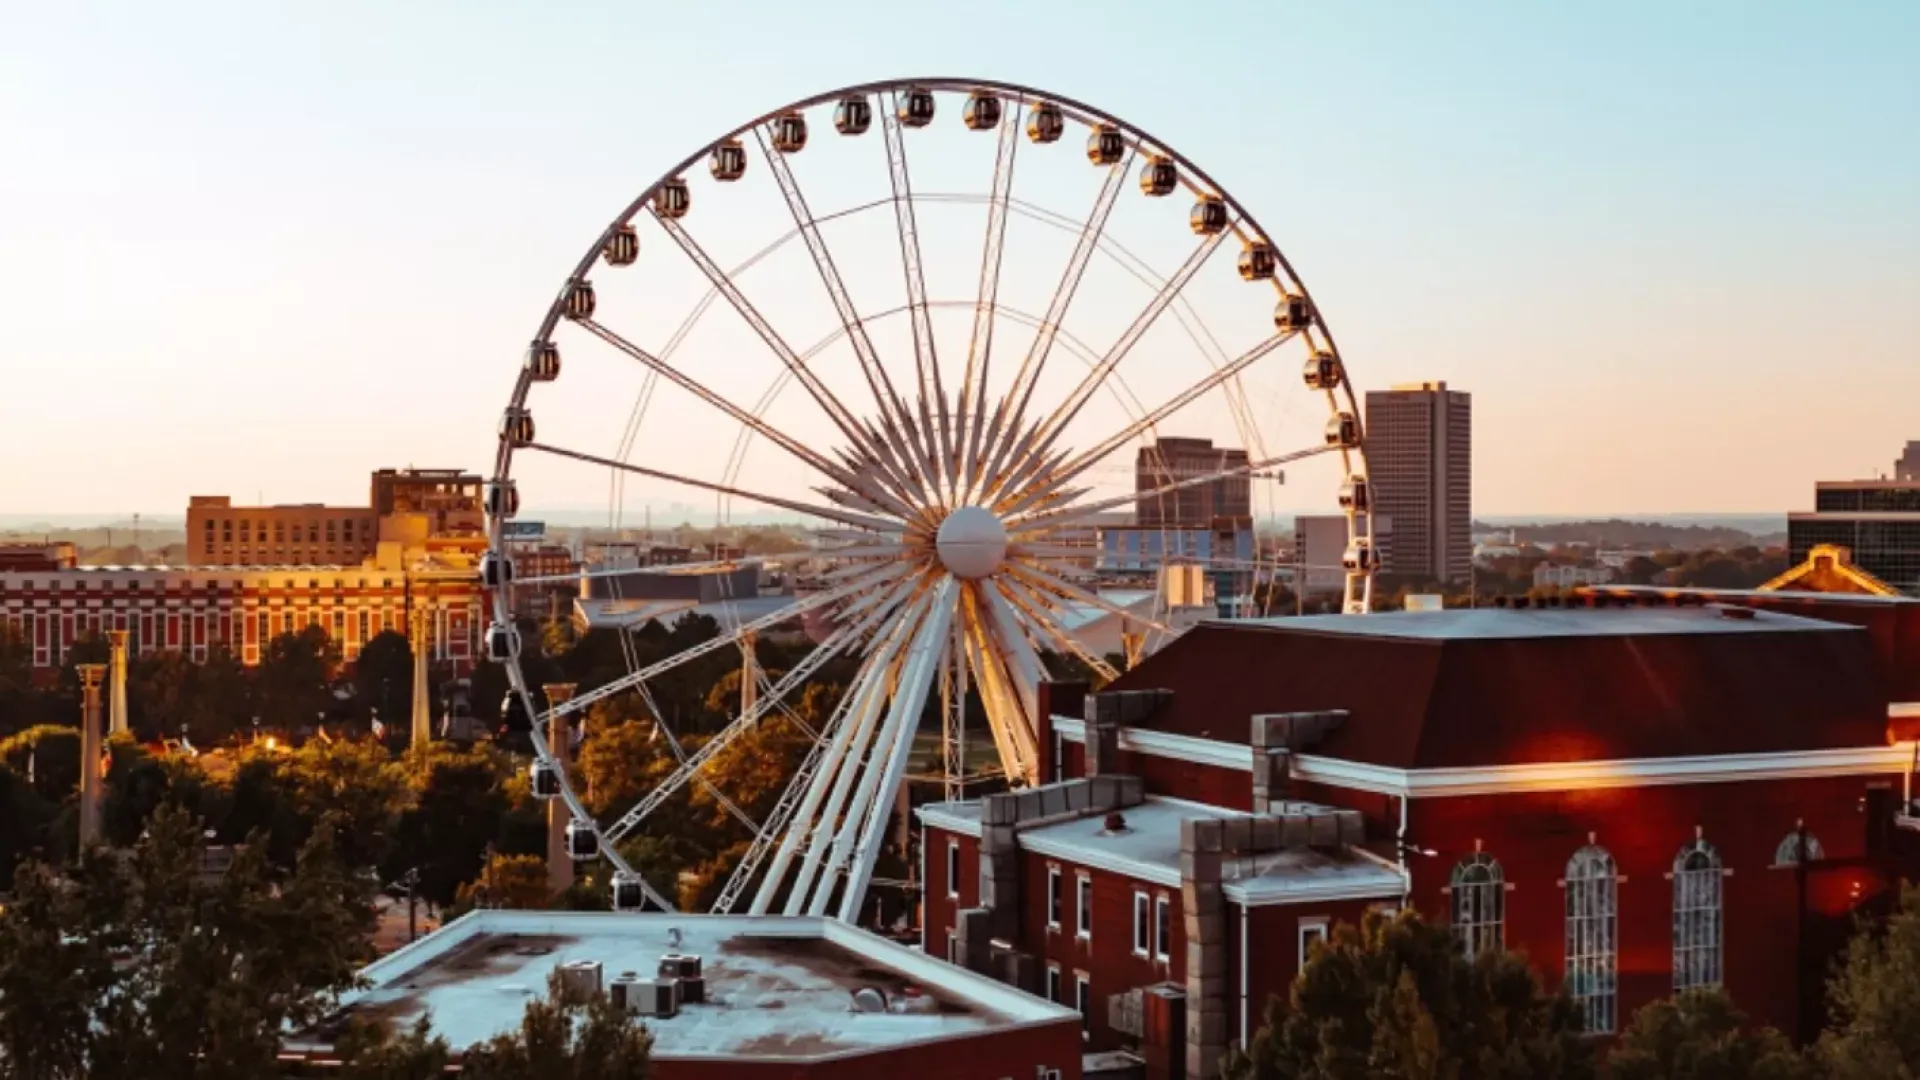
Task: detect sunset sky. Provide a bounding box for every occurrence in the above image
[2,1,1915,520]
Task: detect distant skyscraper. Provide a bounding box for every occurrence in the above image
[1363,382,1472,584]
[1896,441,1920,482]
[1135,437,1250,528]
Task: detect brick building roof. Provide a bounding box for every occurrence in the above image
[1104,607,1891,769]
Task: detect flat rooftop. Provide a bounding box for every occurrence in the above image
[295,912,1071,1063]
[920,796,1405,906]
[1224,605,1853,641]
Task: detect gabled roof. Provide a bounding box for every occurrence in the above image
[1105,607,1891,770]
[1759,543,1901,596]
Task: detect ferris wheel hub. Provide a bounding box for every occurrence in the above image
[935,505,1008,580]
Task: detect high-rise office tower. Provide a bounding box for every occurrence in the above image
[1134,437,1251,528]
[1363,382,1472,583]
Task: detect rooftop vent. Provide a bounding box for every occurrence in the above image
[1101,811,1129,834]
[852,986,889,1013]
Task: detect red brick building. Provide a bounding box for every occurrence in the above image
[919,596,1920,1077]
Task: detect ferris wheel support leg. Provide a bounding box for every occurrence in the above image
[747,656,887,915]
[781,609,923,915]
[833,579,958,924]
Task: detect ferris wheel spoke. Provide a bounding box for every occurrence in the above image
[994,226,1236,507]
[997,578,1122,683]
[647,209,897,473]
[1013,330,1297,509]
[1012,445,1336,534]
[881,89,951,492]
[550,568,892,724]
[752,125,922,464]
[602,616,873,844]
[524,441,902,534]
[575,318,912,519]
[1001,559,1173,636]
[958,104,1022,503]
[517,554,763,587]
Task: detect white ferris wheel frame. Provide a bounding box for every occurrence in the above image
[483,77,1376,917]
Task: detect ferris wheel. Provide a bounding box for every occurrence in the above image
[482,77,1374,917]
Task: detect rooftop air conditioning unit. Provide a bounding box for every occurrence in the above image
[556,959,602,1003]
[635,977,680,1019]
[658,953,705,1005]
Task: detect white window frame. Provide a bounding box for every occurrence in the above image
[1075,971,1092,1036]
[1154,894,1171,962]
[1564,844,1620,1035]
[1450,852,1505,956]
[1047,865,1062,931]
[1046,963,1062,1004]
[1671,839,1724,991]
[947,931,960,966]
[1774,830,1825,866]
[1298,917,1330,972]
[946,839,960,900]
[1076,873,1093,940]
[1132,891,1150,957]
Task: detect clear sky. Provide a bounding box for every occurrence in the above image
[2,0,1915,520]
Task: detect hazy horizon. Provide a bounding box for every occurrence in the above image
[4,2,1915,518]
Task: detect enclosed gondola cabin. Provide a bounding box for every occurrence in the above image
[1139,155,1178,197]
[602,224,639,266]
[499,407,535,448]
[1339,475,1372,514]
[1325,411,1361,450]
[565,819,599,861]
[1087,124,1125,166]
[1238,242,1277,281]
[896,86,935,128]
[654,177,691,220]
[709,139,746,181]
[611,871,647,912]
[529,758,561,799]
[1026,101,1064,143]
[771,112,808,153]
[1190,196,1228,235]
[1342,539,1378,573]
[484,478,519,520]
[562,279,596,321]
[963,91,1002,131]
[480,552,515,589]
[834,95,872,135]
[484,621,521,663]
[1274,293,1315,332]
[524,341,561,382]
[1302,350,1342,391]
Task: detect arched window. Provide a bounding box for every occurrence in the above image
[1565,844,1619,1034]
[1672,839,1723,991]
[1774,830,1825,866]
[1450,853,1504,956]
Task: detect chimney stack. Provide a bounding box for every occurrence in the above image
[543,683,580,896]
[107,630,130,737]
[77,664,107,848]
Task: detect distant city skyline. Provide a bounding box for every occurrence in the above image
[3,2,1915,516]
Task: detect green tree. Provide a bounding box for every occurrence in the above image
[333,1015,452,1080]
[460,968,654,1080]
[257,626,340,729]
[1607,990,1809,1080]
[0,802,375,1080]
[454,852,553,913]
[1818,882,1920,1078]
[1224,908,1594,1080]
[354,630,414,731]
[387,745,512,907]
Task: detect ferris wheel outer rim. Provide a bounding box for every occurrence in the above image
[483,76,1380,906]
